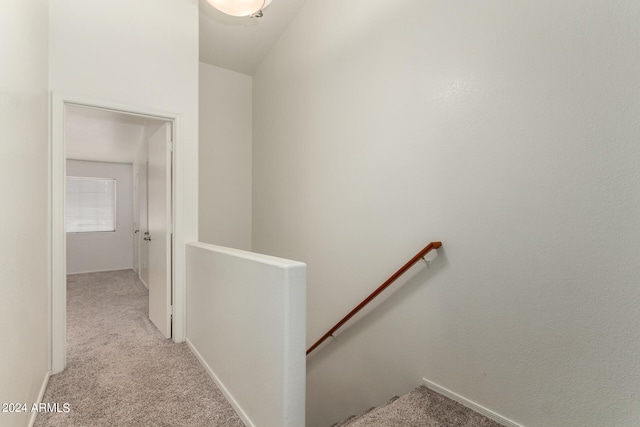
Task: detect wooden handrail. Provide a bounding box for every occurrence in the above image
[306,242,442,355]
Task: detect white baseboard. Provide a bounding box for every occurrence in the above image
[186,338,253,427]
[139,276,149,290]
[67,267,134,275]
[422,378,524,427]
[29,371,51,427]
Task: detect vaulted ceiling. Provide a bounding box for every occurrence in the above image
[199,0,307,75]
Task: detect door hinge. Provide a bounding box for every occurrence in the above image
[170,305,174,316]
[167,141,173,152]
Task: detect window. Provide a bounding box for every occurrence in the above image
[66,176,116,233]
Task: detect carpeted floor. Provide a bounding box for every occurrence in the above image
[34,270,244,427]
[335,386,504,427]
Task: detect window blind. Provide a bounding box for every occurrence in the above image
[66,176,116,233]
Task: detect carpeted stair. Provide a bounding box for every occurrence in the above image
[333,385,502,427]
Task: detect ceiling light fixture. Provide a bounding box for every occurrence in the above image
[205,0,273,18]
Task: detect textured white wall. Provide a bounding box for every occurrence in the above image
[253,1,640,426]
[49,0,199,342]
[186,242,306,427]
[0,1,49,426]
[199,63,252,250]
[66,160,134,274]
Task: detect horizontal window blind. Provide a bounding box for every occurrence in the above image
[66,176,116,233]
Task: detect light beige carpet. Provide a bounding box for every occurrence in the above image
[35,270,244,427]
[334,386,504,427]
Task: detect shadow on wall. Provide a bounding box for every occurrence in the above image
[306,246,449,425]
[307,246,449,365]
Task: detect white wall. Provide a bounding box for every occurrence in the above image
[186,242,306,427]
[50,0,199,342]
[0,1,50,426]
[253,1,640,426]
[66,160,134,274]
[199,62,252,250]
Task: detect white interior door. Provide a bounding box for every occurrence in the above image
[147,123,172,338]
[133,171,140,274]
[139,164,149,286]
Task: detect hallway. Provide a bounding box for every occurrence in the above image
[35,270,244,427]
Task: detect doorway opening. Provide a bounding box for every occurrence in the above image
[51,97,178,373]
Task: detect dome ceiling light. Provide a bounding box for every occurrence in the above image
[205,0,273,18]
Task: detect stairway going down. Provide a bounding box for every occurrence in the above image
[333,385,503,427]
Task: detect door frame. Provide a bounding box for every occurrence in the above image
[146,122,173,338]
[50,93,182,374]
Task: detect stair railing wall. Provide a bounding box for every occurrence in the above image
[186,242,307,427]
